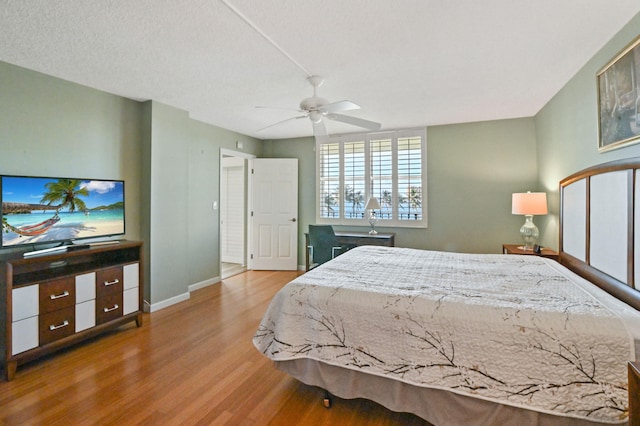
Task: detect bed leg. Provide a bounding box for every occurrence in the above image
[323,390,332,408]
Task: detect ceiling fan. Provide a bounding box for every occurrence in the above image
[258,75,381,140]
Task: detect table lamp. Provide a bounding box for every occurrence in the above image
[365,196,381,235]
[511,191,547,250]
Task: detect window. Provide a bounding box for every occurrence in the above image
[316,128,427,228]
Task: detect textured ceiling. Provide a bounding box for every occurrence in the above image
[1,1,639,140]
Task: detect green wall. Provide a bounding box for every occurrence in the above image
[0,62,143,243]
[265,117,539,262]
[535,11,640,249]
[143,101,262,306]
[424,119,539,253]
[0,61,262,309]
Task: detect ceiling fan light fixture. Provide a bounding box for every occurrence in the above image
[309,110,323,123]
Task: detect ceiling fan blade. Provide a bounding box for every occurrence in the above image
[313,120,329,143]
[257,115,307,132]
[313,120,328,136]
[314,133,330,144]
[327,113,381,131]
[320,100,360,114]
[313,119,328,138]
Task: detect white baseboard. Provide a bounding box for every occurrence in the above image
[147,292,190,312]
[146,276,221,312]
[188,276,220,292]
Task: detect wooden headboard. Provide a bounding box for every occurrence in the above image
[560,157,640,311]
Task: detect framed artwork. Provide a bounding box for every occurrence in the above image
[597,35,640,152]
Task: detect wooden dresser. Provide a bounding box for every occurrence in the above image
[1,240,143,380]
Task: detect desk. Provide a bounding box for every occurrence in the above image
[334,231,395,247]
[305,231,395,271]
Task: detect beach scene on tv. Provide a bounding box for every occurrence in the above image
[1,177,124,247]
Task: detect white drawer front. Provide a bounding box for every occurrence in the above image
[75,300,96,332]
[123,263,139,290]
[12,285,39,322]
[123,287,138,315]
[12,316,38,355]
[75,272,96,303]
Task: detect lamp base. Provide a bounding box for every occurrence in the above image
[519,215,539,251]
[368,212,378,235]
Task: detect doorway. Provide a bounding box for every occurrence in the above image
[220,148,255,279]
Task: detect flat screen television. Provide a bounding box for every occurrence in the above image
[1,175,125,250]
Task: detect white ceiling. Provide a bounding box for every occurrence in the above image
[1,1,639,140]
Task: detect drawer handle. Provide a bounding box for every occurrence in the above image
[103,304,119,313]
[50,291,70,300]
[104,279,120,286]
[49,320,69,331]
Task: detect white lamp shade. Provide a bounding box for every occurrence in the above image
[365,196,381,210]
[512,192,548,215]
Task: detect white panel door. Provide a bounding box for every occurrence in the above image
[250,158,298,270]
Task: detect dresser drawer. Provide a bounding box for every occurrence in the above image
[96,293,123,325]
[75,272,96,303]
[76,300,96,332]
[123,287,139,315]
[12,316,38,355]
[39,307,75,345]
[12,285,39,322]
[39,277,75,314]
[123,263,139,289]
[96,267,123,298]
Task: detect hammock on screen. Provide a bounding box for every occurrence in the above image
[2,213,60,237]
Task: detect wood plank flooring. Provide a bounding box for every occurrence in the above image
[0,270,428,425]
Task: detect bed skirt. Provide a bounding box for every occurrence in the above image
[275,358,617,426]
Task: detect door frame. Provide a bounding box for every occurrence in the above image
[219,148,255,276]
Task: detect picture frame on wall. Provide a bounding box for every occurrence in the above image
[597,35,640,152]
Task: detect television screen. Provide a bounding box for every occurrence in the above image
[1,175,125,248]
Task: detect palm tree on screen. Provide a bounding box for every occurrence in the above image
[41,179,89,213]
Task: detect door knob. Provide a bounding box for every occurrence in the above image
[289,218,297,222]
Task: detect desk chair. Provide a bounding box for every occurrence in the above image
[307,225,344,270]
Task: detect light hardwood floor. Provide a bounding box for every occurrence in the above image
[0,270,428,425]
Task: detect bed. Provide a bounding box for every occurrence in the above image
[253,158,640,425]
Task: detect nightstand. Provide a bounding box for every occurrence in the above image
[502,244,559,261]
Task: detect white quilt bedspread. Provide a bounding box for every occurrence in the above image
[253,246,636,423]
